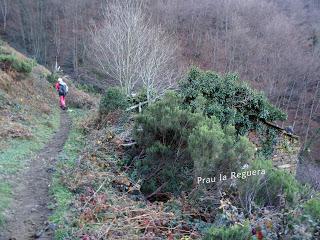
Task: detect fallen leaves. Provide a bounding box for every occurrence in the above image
[59,124,202,239]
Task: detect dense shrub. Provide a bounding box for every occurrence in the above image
[180,68,286,158]
[189,119,255,177]
[134,92,255,194]
[0,54,35,73]
[204,222,251,240]
[99,87,129,115]
[304,197,320,222]
[46,72,59,84]
[180,68,286,134]
[134,92,202,194]
[239,160,301,211]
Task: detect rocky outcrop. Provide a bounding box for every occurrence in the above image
[271,132,300,174]
[249,121,300,174]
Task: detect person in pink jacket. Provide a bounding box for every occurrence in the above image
[55,78,69,110]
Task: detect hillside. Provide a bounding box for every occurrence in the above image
[0,1,319,239]
[0,44,55,140]
[0,42,95,238]
[0,41,94,153]
[11,69,316,239]
[1,1,319,163]
[0,42,60,236]
[0,42,319,239]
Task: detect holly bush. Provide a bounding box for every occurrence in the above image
[179,67,287,136]
[132,67,288,194]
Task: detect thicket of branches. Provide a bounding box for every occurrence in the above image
[89,1,180,100]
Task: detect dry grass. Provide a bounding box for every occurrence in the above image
[67,87,96,109]
[0,71,12,92]
[0,44,57,141]
[0,120,32,139]
[38,103,51,115]
[58,116,202,239]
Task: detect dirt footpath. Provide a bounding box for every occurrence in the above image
[0,111,71,240]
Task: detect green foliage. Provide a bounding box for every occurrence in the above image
[0,183,11,225]
[204,222,251,240]
[0,54,36,73]
[179,68,286,157]
[46,72,59,84]
[134,92,202,193]
[180,68,286,131]
[134,92,255,194]
[239,160,301,209]
[99,87,129,115]
[189,119,255,177]
[304,197,320,222]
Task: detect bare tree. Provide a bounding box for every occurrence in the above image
[0,0,8,31]
[138,28,179,102]
[90,0,179,100]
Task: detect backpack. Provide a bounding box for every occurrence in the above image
[59,84,66,95]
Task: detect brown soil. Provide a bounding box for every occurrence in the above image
[0,111,71,240]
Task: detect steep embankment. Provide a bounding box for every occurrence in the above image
[0,42,62,227]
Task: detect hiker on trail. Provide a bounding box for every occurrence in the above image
[55,78,69,110]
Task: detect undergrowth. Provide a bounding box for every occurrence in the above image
[0,54,36,73]
[0,183,11,225]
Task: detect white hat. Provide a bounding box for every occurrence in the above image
[58,78,63,83]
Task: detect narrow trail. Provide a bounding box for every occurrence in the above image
[0,111,71,240]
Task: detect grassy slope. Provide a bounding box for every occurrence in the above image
[0,42,61,224]
[0,40,96,229]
